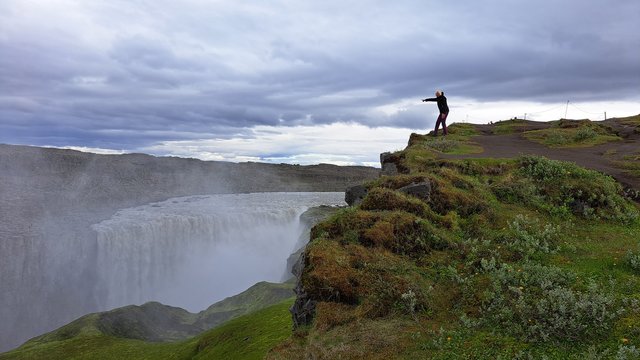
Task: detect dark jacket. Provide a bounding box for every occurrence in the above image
[423,94,449,114]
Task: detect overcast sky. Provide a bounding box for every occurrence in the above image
[1,0,638,165]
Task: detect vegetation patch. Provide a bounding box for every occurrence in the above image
[523,120,621,148]
[408,123,483,155]
[612,156,640,178]
[492,119,541,135]
[273,151,640,359]
[1,299,295,360]
[618,114,640,129]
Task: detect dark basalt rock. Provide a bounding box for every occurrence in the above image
[290,252,316,328]
[345,184,368,206]
[398,181,431,201]
[380,152,399,176]
[380,151,408,176]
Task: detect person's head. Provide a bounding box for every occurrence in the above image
[435,90,443,97]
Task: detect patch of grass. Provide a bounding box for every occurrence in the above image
[492,119,538,135]
[617,114,640,129]
[613,157,640,177]
[446,123,480,137]
[194,299,295,360]
[408,123,483,155]
[1,299,295,360]
[524,121,621,148]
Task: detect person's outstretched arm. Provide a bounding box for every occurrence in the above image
[422,97,437,102]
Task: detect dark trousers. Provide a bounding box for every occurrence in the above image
[434,113,448,136]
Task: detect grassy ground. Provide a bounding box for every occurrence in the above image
[409,123,483,156]
[492,119,540,135]
[267,138,640,359]
[523,120,621,148]
[613,155,640,178]
[0,299,295,360]
[618,114,640,129]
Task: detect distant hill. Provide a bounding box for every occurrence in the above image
[0,283,296,360]
[12,281,293,347]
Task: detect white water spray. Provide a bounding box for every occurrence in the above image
[91,192,344,311]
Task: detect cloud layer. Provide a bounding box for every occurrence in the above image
[1,0,638,163]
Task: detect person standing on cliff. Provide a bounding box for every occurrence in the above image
[422,90,449,136]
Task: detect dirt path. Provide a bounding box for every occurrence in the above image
[441,131,640,191]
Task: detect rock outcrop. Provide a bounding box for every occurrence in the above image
[345,184,368,206]
[398,181,431,201]
[290,253,316,328]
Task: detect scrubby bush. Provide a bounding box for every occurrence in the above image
[491,177,540,204]
[505,215,560,259]
[528,285,620,342]
[625,250,640,273]
[517,156,639,223]
[519,155,581,182]
[401,289,418,319]
[482,263,623,343]
[574,127,598,141]
[423,138,460,153]
[546,132,569,146]
[617,345,640,360]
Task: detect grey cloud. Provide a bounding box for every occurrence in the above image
[0,0,638,150]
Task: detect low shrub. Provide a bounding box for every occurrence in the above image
[574,127,598,141]
[423,138,460,153]
[518,155,584,182]
[481,263,623,343]
[517,156,639,223]
[491,176,540,204]
[617,345,640,360]
[625,250,640,273]
[504,215,560,259]
[546,132,569,146]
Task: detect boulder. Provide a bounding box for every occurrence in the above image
[381,162,399,176]
[345,184,368,206]
[398,181,431,201]
[380,152,405,176]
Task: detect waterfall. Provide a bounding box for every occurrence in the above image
[0,192,344,350]
[92,192,344,312]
